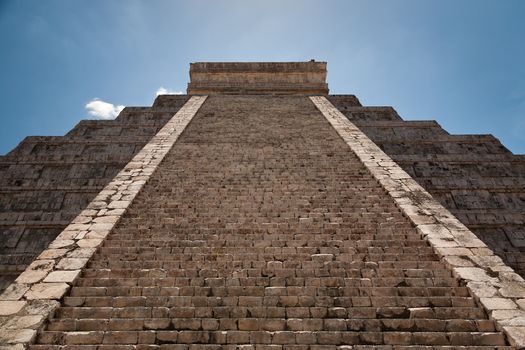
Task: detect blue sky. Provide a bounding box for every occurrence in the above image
[1,0,524,154]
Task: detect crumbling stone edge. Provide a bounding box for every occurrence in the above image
[0,96,207,348]
[311,95,525,348]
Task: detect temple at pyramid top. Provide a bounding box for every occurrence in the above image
[187,60,329,95]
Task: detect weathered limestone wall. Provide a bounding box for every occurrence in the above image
[329,96,525,278]
[188,61,329,95]
[0,95,188,291]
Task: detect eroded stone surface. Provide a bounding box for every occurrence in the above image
[0,283,30,301]
[42,270,80,283]
[23,299,60,316]
[0,300,26,315]
[481,297,518,310]
[15,260,54,284]
[504,326,525,348]
[3,315,44,329]
[188,61,329,95]
[55,258,89,270]
[456,267,500,283]
[24,283,70,300]
[0,328,36,344]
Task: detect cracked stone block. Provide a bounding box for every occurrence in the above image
[467,281,499,298]
[23,299,60,316]
[0,300,26,315]
[455,267,499,283]
[0,284,30,301]
[311,254,334,262]
[502,326,525,347]
[37,249,70,260]
[24,283,70,300]
[56,257,89,270]
[480,297,518,310]
[500,282,525,298]
[15,260,55,284]
[0,328,36,344]
[76,238,103,248]
[3,315,44,329]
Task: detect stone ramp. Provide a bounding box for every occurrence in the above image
[32,96,511,348]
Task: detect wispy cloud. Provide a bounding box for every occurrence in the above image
[156,86,184,96]
[85,99,125,120]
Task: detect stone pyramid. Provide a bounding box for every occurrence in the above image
[1,62,524,349]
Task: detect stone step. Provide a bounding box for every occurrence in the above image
[63,285,471,301]
[59,295,478,309]
[104,231,418,238]
[72,276,459,288]
[86,259,449,270]
[79,268,454,279]
[98,238,428,245]
[90,246,439,254]
[53,306,487,320]
[99,239,429,247]
[34,330,508,346]
[46,317,497,333]
[29,346,516,350]
[87,253,442,263]
[69,277,461,291]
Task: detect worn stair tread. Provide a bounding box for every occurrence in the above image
[35,330,508,346]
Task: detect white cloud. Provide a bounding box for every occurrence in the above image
[84,87,183,120]
[85,99,125,120]
[156,86,184,96]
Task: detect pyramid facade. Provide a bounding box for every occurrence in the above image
[0,96,189,290]
[1,62,524,348]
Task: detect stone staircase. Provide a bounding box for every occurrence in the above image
[329,96,525,279]
[0,96,188,291]
[31,96,511,349]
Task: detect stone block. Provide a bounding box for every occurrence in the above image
[24,283,70,300]
[15,260,55,284]
[43,270,81,283]
[0,300,26,315]
[480,297,518,311]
